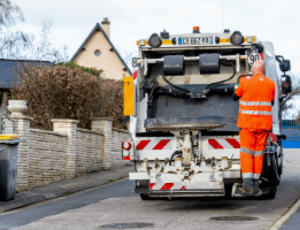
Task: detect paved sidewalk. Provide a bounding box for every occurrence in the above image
[0,166,133,213]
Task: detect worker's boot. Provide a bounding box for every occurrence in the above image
[232,184,253,197]
[253,180,262,197]
[232,179,254,197]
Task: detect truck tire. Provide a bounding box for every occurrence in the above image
[225,184,233,198]
[261,153,280,185]
[140,194,153,200]
[277,155,283,183]
[262,187,277,200]
[276,176,281,186]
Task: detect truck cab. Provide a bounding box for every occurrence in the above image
[123,27,291,200]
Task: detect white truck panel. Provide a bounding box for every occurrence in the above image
[134,136,176,160]
[201,136,240,160]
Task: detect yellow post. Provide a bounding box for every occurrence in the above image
[123,76,135,116]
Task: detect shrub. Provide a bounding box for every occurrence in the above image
[11,62,126,130]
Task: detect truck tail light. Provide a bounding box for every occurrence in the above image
[122,141,131,150]
[122,141,131,160]
[123,156,131,160]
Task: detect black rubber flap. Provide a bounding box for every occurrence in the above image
[199,53,220,74]
[163,55,184,76]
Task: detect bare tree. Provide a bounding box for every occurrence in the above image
[28,20,69,61]
[0,0,32,59]
[0,0,23,28]
[0,0,68,61]
[121,50,134,73]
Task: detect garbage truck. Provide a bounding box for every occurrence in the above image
[122,27,292,200]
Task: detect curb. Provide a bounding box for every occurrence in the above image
[0,172,129,213]
[269,196,300,230]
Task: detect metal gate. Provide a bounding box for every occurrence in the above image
[282,120,300,148]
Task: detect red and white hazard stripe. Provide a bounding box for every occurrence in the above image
[259,53,264,61]
[133,70,138,80]
[136,139,172,150]
[208,138,240,149]
[150,183,186,191]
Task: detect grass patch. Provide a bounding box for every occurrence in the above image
[109,179,114,183]
[66,191,73,195]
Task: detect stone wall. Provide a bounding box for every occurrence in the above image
[75,128,104,176]
[90,117,113,170]
[28,129,68,189]
[12,116,129,192]
[52,119,79,179]
[111,128,129,168]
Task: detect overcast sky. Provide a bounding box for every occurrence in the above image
[12,0,300,75]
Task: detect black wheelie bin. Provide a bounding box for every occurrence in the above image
[0,137,22,201]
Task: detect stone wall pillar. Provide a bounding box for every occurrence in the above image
[90,117,113,170]
[52,119,79,179]
[11,114,33,192]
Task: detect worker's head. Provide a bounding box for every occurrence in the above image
[252,61,265,75]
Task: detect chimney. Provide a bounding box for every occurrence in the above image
[101,18,110,38]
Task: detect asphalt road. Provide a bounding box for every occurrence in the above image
[0,180,137,230]
[0,149,300,230]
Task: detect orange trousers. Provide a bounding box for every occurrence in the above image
[240,128,269,180]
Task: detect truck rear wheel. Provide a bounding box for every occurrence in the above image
[262,153,280,185]
[262,187,277,200]
[225,184,233,198]
[140,194,153,200]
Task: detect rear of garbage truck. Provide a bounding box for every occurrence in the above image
[123,27,291,200]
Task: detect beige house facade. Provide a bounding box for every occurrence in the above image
[70,19,132,80]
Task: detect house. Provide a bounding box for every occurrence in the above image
[70,18,132,80]
[0,59,52,106]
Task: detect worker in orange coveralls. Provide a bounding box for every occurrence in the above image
[232,61,275,197]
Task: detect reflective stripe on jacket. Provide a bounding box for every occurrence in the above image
[235,73,275,130]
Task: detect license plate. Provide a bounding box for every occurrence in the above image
[179,37,213,45]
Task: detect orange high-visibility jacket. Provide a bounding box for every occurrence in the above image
[235,73,275,131]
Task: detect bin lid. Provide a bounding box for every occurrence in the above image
[0,134,19,140]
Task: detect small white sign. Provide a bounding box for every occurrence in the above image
[248,53,262,66]
[131,56,141,68]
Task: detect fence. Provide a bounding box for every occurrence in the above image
[282,119,300,148]
[7,114,130,192]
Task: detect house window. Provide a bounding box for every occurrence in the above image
[94,50,101,57]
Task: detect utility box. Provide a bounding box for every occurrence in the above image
[0,138,22,201]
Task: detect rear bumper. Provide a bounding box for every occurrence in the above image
[149,189,225,197]
[130,169,241,180]
[132,168,241,197]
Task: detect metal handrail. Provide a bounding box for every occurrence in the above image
[0,114,15,134]
[137,54,248,79]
